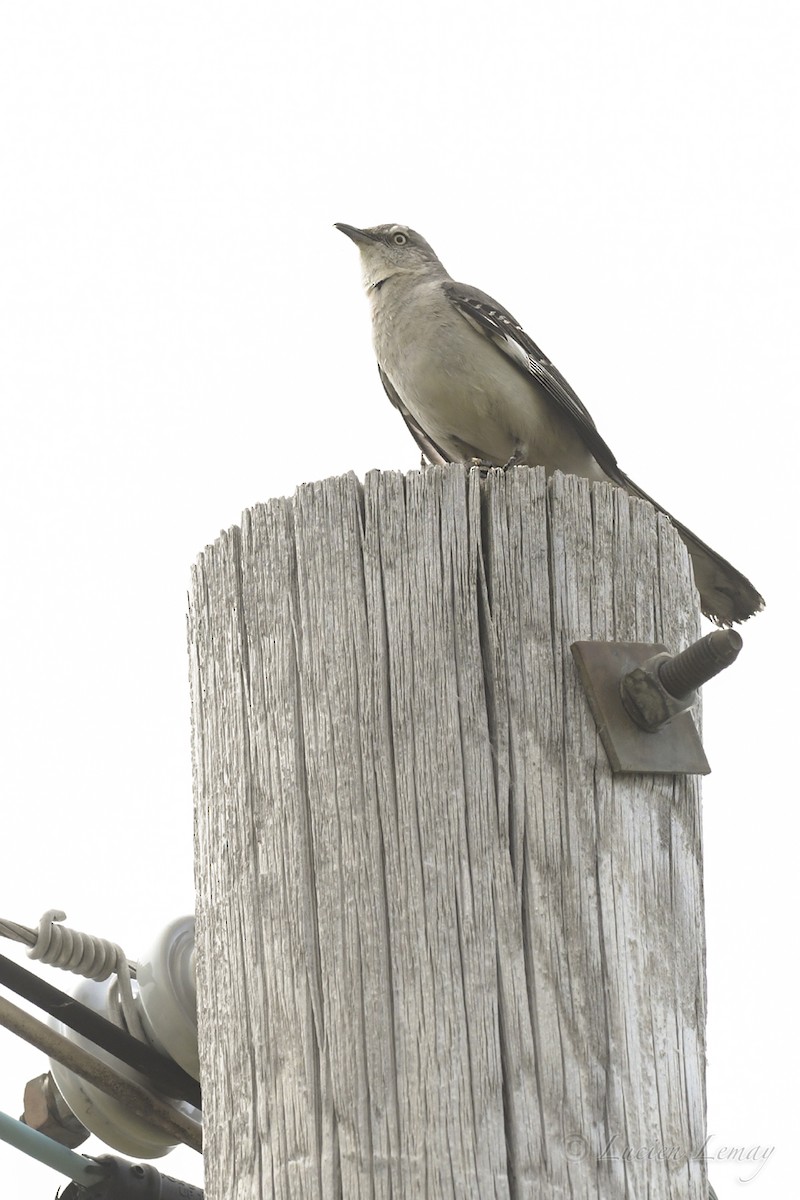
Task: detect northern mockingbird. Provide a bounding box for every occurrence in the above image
[336,222,764,625]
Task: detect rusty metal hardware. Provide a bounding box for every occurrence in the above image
[571,631,743,775]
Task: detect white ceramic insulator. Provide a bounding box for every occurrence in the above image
[47,916,200,1158]
[136,915,200,1081]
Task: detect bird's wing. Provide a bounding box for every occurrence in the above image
[383,291,763,622]
[443,281,624,482]
[378,366,453,465]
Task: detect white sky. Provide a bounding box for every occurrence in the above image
[0,2,796,1195]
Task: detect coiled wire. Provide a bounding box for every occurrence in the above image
[0,909,145,1042]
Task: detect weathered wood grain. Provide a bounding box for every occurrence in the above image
[189,465,707,1199]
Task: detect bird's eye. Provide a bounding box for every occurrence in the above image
[392,232,408,245]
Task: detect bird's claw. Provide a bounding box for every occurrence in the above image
[466,449,523,474]
[502,447,524,469]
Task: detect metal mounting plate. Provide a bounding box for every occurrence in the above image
[571,640,711,776]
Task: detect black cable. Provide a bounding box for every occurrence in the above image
[58,1155,204,1197]
[0,953,201,1109]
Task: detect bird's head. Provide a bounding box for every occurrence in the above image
[335,223,447,291]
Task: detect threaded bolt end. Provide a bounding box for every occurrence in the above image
[658,629,743,699]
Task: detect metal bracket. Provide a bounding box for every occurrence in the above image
[571,630,743,775]
[571,640,711,775]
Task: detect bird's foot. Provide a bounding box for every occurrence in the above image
[502,447,524,470]
[465,449,524,474]
[467,456,496,475]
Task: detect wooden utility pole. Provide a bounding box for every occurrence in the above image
[188,465,707,1199]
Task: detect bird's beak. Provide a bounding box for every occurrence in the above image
[335,223,379,246]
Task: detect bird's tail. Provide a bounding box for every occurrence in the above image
[616,470,764,625]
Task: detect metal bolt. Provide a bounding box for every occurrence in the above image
[21,1072,90,1149]
[658,629,742,698]
[620,630,743,733]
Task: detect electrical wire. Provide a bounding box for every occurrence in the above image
[0,910,137,978]
[0,995,202,1154]
[0,909,145,1041]
[0,953,201,1108]
[0,1109,105,1185]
